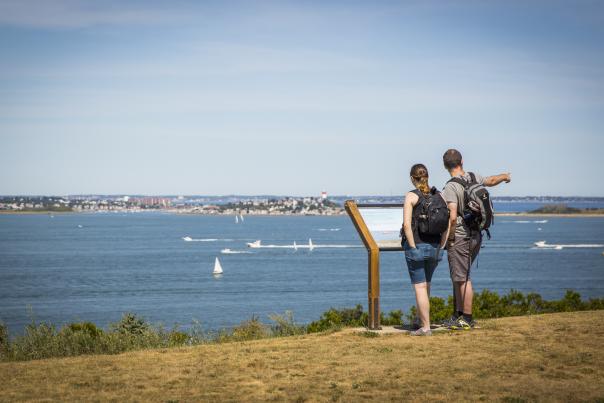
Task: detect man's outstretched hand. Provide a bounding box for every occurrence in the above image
[484,172,512,187]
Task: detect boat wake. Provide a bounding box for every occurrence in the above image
[246,239,361,250]
[221,248,252,254]
[317,228,341,232]
[533,240,604,250]
[182,237,232,242]
[507,220,549,224]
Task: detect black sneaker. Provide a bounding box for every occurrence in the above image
[440,316,459,328]
[450,317,474,330]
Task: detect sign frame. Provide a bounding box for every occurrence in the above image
[344,200,404,330]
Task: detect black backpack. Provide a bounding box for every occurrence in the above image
[448,172,494,237]
[413,187,449,236]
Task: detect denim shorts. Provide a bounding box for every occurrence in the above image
[404,242,444,284]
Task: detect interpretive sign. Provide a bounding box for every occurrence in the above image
[345,201,404,330]
[357,206,404,250]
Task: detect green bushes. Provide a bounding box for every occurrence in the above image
[306,304,367,333]
[301,290,604,332]
[1,290,603,362]
[0,314,191,361]
[0,322,8,356]
[269,311,306,337]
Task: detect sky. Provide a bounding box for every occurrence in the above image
[1,0,603,197]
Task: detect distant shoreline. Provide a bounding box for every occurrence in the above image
[495,212,604,217]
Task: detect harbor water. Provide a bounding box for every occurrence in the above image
[1,210,603,333]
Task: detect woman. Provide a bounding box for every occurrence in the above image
[402,164,449,336]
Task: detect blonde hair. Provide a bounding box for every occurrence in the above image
[410,163,430,195]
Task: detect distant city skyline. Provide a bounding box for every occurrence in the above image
[1,1,603,196]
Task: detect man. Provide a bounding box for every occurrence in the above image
[441,149,511,329]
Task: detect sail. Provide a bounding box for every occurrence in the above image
[235,215,239,224]
[239,214,244,222]
[294,240,298,251]
[213,257,223,274]
[309,238,314,251]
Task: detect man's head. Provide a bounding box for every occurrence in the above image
[443,149,463,172]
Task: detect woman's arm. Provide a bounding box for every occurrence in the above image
[403,192,419,249]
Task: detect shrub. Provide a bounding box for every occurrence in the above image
[168,328,190,346]
[2,289,604,362]
[381,309,403,326]
[9,321,60,361]
[0,322,8,360]
[229,315,271,341]
[269,311,306,336]
[111,313,149,336]
[66,322,103,338]
[307,304,366,333]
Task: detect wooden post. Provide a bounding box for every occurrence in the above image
[345,200,381,330]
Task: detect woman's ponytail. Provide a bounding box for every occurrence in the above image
[410,164,431,195]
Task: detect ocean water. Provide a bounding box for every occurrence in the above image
[1,212,603,334]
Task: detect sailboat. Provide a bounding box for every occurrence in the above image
[213,257,223,275]
[308,238,314,251]
[235,215,239,224]
[239,213,244,223]
[293,240,298,251]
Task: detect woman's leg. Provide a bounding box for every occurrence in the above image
[413,281,430,330]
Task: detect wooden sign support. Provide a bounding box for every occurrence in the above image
[345,200,403,330]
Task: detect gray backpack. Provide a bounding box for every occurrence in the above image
[448,172,494,238]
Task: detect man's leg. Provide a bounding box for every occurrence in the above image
[461,233,481,319]
[459,280,473,315]
[449,235,475,327]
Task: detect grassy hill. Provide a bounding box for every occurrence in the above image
[2,311,603,402]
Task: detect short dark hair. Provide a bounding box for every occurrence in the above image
[443,149,463,170]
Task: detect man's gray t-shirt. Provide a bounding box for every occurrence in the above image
[442,172,485,238]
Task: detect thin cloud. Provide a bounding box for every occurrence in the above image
[0,0,192,28]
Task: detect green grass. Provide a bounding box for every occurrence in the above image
[1,289,603,362]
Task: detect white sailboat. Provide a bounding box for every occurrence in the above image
[239,213,244,223]
[213,257,223,275]
[293,240,298,251]
[308,238,314,251]
[235,215,239,224]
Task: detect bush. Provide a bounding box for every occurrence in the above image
[0,322,8,360]
[229,316,271,341]
[269,311,305,336]
[307,304,366,333]
[111,313,149,336]
[1,289,603,362]
[168,329,190,346]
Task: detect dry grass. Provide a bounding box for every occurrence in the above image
[2,311,603,402]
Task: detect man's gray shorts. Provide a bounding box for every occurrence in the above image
[447,233,482,282]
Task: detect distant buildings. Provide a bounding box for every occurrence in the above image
[0,193,343,215]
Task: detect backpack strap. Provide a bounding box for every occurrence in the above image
[447,177,469,189]
[468,172,477,184]
[411,189,422,197]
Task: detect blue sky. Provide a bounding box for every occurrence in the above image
[1,0,603,196]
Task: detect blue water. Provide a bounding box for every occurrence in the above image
[492,201,604,212]
[1,211,603,334]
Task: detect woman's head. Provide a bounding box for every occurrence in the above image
[410,163,430,194]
